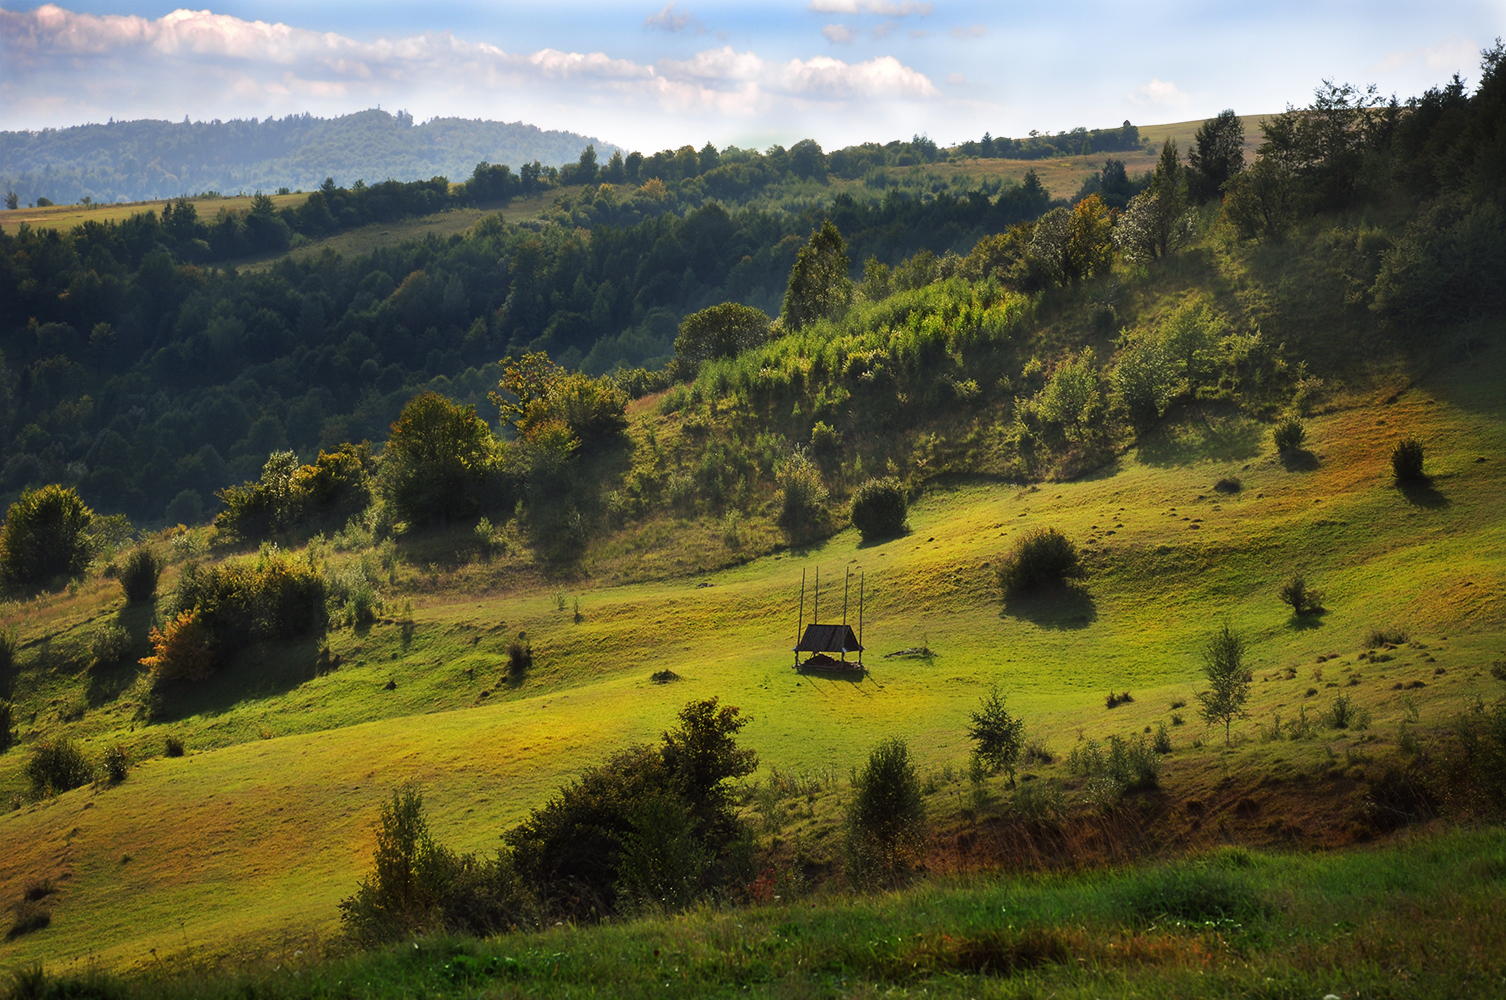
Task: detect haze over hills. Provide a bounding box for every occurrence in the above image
[0,109,617,205]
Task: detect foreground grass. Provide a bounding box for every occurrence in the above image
[17,826,1504,999]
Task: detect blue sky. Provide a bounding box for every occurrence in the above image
[2,1,1502,152]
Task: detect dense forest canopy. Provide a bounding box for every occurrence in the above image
[1,43,1503,545]
[0,109,616,206]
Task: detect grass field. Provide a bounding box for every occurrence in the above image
[1,310,1501,973]
[0,191,310,235]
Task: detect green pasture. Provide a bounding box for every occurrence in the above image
[18,827,1506,998]
[1,334,1502,970]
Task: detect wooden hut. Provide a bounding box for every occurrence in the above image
[792,567,865,673]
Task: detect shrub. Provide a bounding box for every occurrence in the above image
[849,477,907,541]
[1153,722,1173,754]
[139,609,213,682]
[1323,692,1371,730]
[1067,734,1163,802]
[168,549,328,658]
[0,699,14,754]
[102,745,130,783]
[998,528,1083,598]
[379,392,499,527]
[1273,417,1306,452]
[0,484,94,585]
[1365,626,1409,647]
[119,547,165,603]
[775,447,828,542]
[165,735,185,757]
[5,902,51,940]
[25,739,94,797]
[1391,438,1426,483]
[967,686,1026,783]
[1120,861,1263,924]
[341,787,534,943]
[1278,574,1324,615]
[845,737,926,885]
[89,625,133,668]
[1105,691,1134,708]
[507,636,532,677]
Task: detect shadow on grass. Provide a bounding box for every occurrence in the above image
[856,529,909,550]
[1136,407,1265,469]
[1398,478,1450,509]
[1001,585,1097,630]
[1279,449,1320,472]
[1285,610,1328,631]
[148,634,325,723]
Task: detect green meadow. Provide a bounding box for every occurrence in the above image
[2,331,1501,974]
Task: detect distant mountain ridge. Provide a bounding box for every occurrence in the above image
[0,109,618,205]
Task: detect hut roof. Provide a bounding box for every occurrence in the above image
[795,623,863,654]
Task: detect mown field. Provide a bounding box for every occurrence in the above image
[1,324,1500,974]
[0,192,310,235]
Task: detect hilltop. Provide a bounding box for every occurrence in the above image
[0,109,615,206]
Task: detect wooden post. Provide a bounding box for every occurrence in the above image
[813,566,819,628]
[858,572,865,667]
[796,568,805,670]
[841,568,850,662]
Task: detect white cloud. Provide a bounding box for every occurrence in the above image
[949,25,987,39]
[1127,78,1190,109]
[946,72,965,84]
[645,3,702,35]
[1371,37,1478,75]
[0,5,940,139]
[822,24,857,44]
[807,1,933,17]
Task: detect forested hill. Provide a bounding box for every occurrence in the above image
[0,110,615,206]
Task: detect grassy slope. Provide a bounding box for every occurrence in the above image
[1,321,1501,970]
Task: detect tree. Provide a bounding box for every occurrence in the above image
[491,352,564,432]
[4,191,17,210]
[1112,337,1176,428]
[1259,79,1388,208]
[1035,349,1102,440]
[674,302,772,367]
[967,685,1026,784]
[379,391,498,526]
[775,447,828,542]
[0,484,94,585]
[1221,156,1297,242]
[1189,109,1246,202]
[845,738,925,884]
[1196,622,1251,746]
[782,220,852,330]
[660,697,758,843]
[1065,194,1115,281]
[1115,139,1195,262]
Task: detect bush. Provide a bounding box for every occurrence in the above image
[25,739,94,797]
[849,477,907,541]
[506,698,756,919]
[1278,574,1324,615]
[139,609,213,682]
[1323,692,1371,730]
[1120,860,1264,924]
[89,625,133,668]
[119,547,165,603]
[165,735,185,757]
[507,637,532,677]
[998,528,1083,598]
[1391,438,1426,483]
[340,787,534,943]
[168,549,328,659]
[775,447,828,542]
[102,745,130,783]
[0,699,14,754]
[379,392,499,527]
[0,484,94,585]
[1067,734,1163,803]
[845,737,926,885]
[1273,417,1306,452]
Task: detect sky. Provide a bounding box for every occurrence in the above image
[2,1,1503,152]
